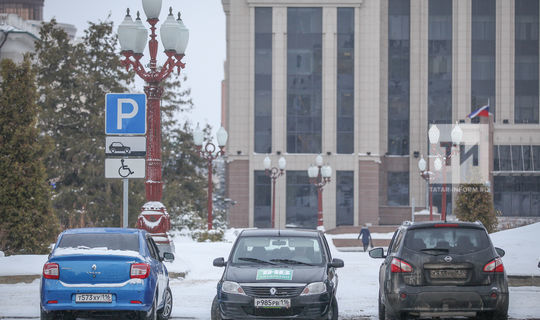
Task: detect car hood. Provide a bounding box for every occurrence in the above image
[225,264,326,284]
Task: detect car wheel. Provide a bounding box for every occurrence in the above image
[157,287,173,320]
[327,297,338,320]
[211,295,222,320]
[141,297,157,320]
[477,311,508,320]
[39,307,54,320]
[378,290,386,320]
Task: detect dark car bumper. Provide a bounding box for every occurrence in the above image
[218,292,332,319]
[385,284,509,318]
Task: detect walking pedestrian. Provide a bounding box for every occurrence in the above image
[357,224,372,252]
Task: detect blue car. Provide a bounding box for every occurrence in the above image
[40,228,174,320]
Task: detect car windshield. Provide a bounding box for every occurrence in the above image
[231,236,324,266]
[57,233,139,252]
[404,227,491,254]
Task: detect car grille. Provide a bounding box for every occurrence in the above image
[241,286,304,298]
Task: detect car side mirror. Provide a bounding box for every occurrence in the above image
[213,257,226,267]
[369,247,386,259]
[163,252,175,262]
[328,258,344,268]
[495,247,505,258]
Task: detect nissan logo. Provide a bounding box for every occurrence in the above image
[444,256,453,263]
[270,287,277,296]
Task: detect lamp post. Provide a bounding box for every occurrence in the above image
[263,156,286,228]
[308,155,332,228]
[418,155,434,221]
[428,123,463,222]
[193,125,228,230]
[117,0,189,204]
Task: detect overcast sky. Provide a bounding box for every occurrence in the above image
[43,0,226,135]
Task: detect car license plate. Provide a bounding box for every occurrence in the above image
[75,293,112,303]
[430,269,468,279]
[254,298,291,308]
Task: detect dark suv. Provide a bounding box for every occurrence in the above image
[369,221,508,320]
[211,229,344,319]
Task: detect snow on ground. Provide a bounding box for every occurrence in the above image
[0,224,540,319]
[491,223,540,276]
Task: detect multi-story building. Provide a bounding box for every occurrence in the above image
[221,0,540,229]
[0,0,75,63]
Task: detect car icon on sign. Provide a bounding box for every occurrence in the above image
[109,142,131,154]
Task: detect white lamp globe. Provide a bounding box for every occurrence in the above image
[418,156,427,171]
[118,10,137,52]
[451,122,463,145]
[133,12,148,54]
[263,156,271,170]
[142,0,162,20]
[216,127,228,147]
[428,124,440,145]
[175,12,190,54]
[322,165,332,178]
[315,154,323,167]
[160,8,181,51]
[193,124,204,147]
[278,157,286,170]
[434,157,443,171]
[308,166,318,179]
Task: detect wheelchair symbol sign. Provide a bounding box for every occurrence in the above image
[105,93,146,135]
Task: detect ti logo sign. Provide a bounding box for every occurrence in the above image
[105,93,146,135]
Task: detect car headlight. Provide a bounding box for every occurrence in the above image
[301,282,327,295]
[221,281,246,295]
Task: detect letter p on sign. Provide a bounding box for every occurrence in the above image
[106,93,146,135]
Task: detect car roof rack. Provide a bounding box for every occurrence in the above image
[402,220,413,226]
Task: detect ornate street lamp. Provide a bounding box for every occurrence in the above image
[194,125,228,230]
[308,155,332,228]
[428,123,463,221]
[263,156,286,228]
[418,155,435,221]
[117,0,189,205]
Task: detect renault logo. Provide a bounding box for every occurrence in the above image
[270,287,277,296]
[444,256,453,263]
[87,264,101,278]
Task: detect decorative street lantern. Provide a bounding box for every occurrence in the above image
[308,154,332,228]
[118,0,189,250]
[264,156,286,228]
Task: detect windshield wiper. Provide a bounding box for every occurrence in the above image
[238,257,276,265]
[270,258,315,266]
[420,248,450,255]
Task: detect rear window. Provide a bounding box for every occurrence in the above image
[404,227,490,254]
[58,233,139,252]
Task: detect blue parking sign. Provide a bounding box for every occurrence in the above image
[105,93,146,135]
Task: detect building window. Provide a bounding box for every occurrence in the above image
[494,176,540,216]
[388,0,410,155]
[254,171,271,227]
[387,172,409,206]
[471,0,496,123]
[494,145,540,172]
[515,0,539,124]
[428,0,452,124]
[255,7,272,153]
[337,8,354,154]
[336,171,354,226]
[286,171,317,229]
[287,7,322,154]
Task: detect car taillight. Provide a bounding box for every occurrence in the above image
[130,263,150,279]
[483,257,504,273]
[391,258,413,273]
[43,263,59,280]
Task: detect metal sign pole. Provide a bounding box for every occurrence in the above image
[123,178,129,228]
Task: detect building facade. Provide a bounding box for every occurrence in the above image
[222,0,540,229]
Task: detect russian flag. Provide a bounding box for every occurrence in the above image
[467,104,490,119]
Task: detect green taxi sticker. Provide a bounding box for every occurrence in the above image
[256,269,293,281]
